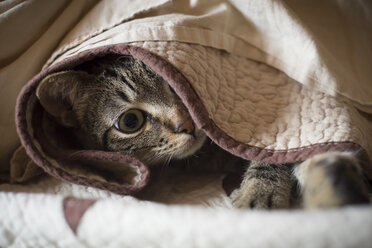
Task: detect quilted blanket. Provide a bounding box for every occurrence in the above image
[1,0,372,247]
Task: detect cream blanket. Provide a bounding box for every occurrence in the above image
[1,178,372,247]
[1,0,372,247]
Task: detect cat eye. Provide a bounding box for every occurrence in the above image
[115,109,146,133]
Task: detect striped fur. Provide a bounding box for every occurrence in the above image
[37,55,370,209]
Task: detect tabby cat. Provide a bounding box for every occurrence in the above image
[36,54,371,209]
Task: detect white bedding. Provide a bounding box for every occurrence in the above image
[1,174,372,248]
[1,1,372,247]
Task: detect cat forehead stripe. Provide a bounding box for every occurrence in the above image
[119,74,136,92]
[104,67,137,93]
[104,68,118,78]
[117,91,130,103]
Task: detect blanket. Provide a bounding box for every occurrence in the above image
[1,179,372,247]
[1,0,372,247]
[9,0,372,192]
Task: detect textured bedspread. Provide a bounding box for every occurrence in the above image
[1,0,372,247]
[1,174,372,248]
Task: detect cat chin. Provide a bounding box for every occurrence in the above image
[140,130,207,165]
[174,130,207,160]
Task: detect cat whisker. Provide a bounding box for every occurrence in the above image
[155,152,174,177]
[186,157,191,170]
[144,151,163,164]
[164,152,175,168]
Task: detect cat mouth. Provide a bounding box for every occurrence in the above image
[172,129,207,159]
[140,129,207,165]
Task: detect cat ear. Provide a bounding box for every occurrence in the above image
[36,71,92,127]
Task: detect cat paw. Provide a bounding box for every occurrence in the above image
[231,179,291,209]
[299,152,370,208]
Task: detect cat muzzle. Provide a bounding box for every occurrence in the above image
[175,118,194,135]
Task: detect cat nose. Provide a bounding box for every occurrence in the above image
[175,118,194,134]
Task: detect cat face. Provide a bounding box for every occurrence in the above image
[37,55,206,165]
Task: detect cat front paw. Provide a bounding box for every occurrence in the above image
[298,152,370,208]
[231,178,292,209]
